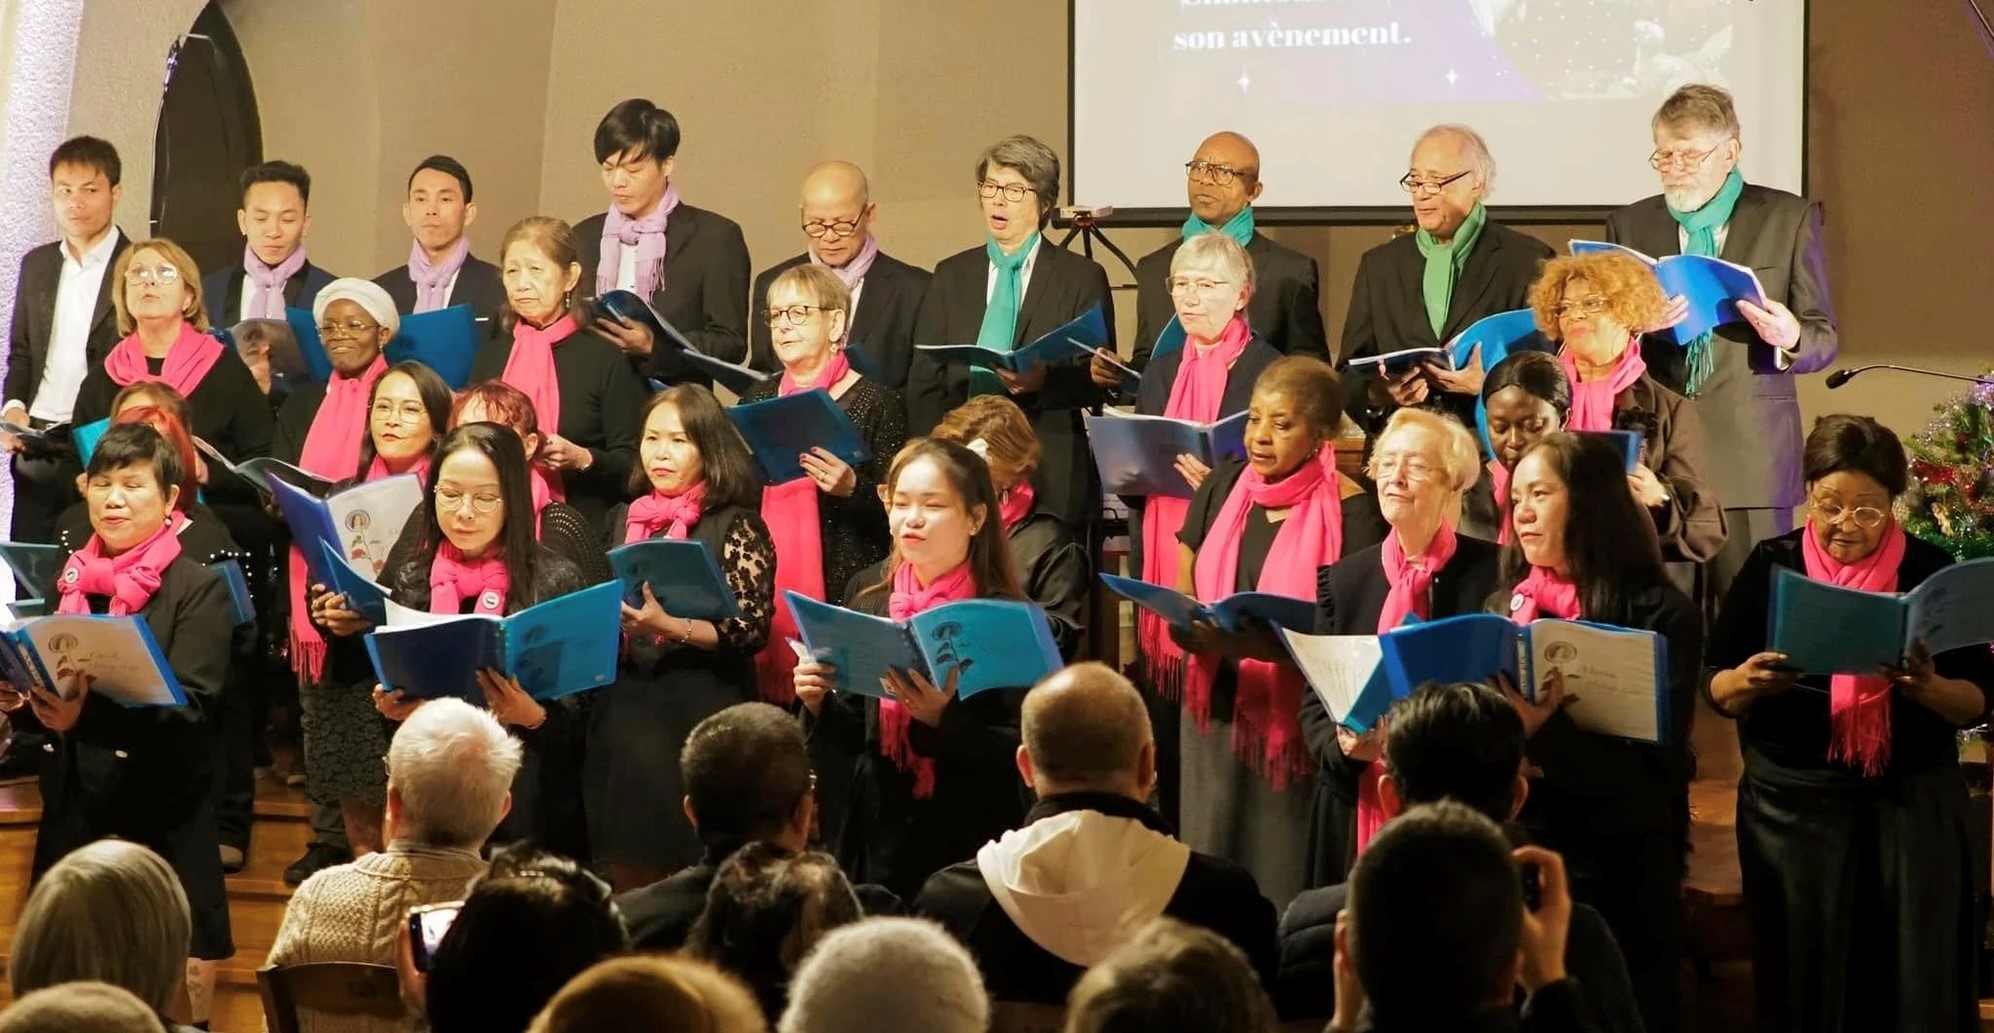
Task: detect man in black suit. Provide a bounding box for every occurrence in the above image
[374,155,506,325]
[202,160,337,328]
[575,98,751,387]
[1606,83,1837,598]
[1342,124,1553,436]
[2,136,132,544]
[1128,132,1327,366]
[747,161,930,390]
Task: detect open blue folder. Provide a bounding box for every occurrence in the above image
[317,542,390,626]
[0,613,186,707]
[1083,409,1247,498]
[1098,573,1315,634]
[365,581,622,704]
[211,559,256,626]
[914,303,1109,374]
[785,590,1060,701]
[607,539,740,618]
[1147,315,1188,364]
[270,474,424,588]
[593,290,770,395]
[1443,308,1551,452]
[725,388,871,486]
[1769,558,1994,675]
[1569,241,1768,343]
[282,305,483,389]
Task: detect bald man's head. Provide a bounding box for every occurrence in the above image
[1020,662,1154,797]
[799,161,876,267]
[1185,131,1264,225]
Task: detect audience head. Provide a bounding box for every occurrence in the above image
[1802,414,1908,565]
[631,385,760,510]
[1183,130,1262,226]
[1368,408,1479,538]
[687,843,864,1017]
[1505,432,1665,615]
[873,438,1020,598]
[975,134,1060,249]
[680,702,815,853]
[765,264,852,366]
[1245,356,1343,481]
[928,394,1041,496]
[799,160,874,268]
[47,136,121,246]
[405,155,478,254]
[595,99,680,217]
[526,956,766,1033]
[1167,232,1255,342]
[1650,83,1742,211]
[360,361,451,477]
[108,382,197,511]
[778,918,988,1033]
[1342,802,1522,1024]
[80,424,182,551]
[1019,662,1155,800]
[424,422,535,583]
[237,160,312,266]
[384,697,522,849]
[0,982,166,1033]
[426,845,629,1033]
[1527,252,1664,365]
[111,239,207,334]
[1405,124,1494,239]
[1381,681,1528,822]
[1482,351,1570,472]
[8,840,189,1015]
[453,380,547,467]
[1063,917,1278,1033]
[500,216,591,333]
[311,277,400,377]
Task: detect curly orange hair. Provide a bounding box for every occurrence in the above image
[1526,252,1666,342]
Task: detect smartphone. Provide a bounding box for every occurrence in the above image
[407,901,463,972]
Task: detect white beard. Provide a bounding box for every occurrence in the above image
[1663,185,1718,212]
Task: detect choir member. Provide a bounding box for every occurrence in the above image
[748,161,932,389]
[1607,83,1837,599]
[56,383,221,544]
[1170,357,1386,907]
[1494,431,1701,1033]
[375,155,507,321]
[575,98,752,385]
[200,160,336,326]
[1300,407,1494,884]
[1130,131,1327,362]
[1461,350,1569,542]
[296,361,451,856]
[3,135,131,544]
[1709,415,1992,1033]
[739,265,906,703]
[793,439,1032,899]
[468,216,645,530]
[905,134,1113,534]
[1342,125,1552,435]
[1528,251,1726,565]
[587,386,775,890]
[449,380,613,584]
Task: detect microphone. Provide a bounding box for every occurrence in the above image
[1825,364,1994,389]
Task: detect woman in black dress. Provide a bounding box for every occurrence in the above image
[587,385,775,890]
[792,439,1033,899]
[1709,415,1992,1033]
[468,216,646,530]
[448,380,613,586]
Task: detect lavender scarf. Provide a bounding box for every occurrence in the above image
[408,237,470,313]
[595,184,680,298]
[245,243,308,319]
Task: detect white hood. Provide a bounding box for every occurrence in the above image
[977,808,1191,968]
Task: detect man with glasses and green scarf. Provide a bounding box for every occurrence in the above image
[1605,83,1838,602]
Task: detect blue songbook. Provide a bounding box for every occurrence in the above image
[593,290,771,395]
[785,591,1060,701]
[0,544,61,601]
[1444,308,1552,453]
[1098,573,1316,634]
[385,304,482,389]
[839,344,881,380]
[725,388,871,486]
[606,539,740,618]
[0,613,187,707]
[1147,314,1188,364]
[270,474,424,587]
[1276,629,1394,731]
[316,542,390,626]
[1345,347,1451,378]
[72,418,110,466]
[1769,558,1994,675]
[193,437,334,499]
[1083,409,1248,498]
[1582,430,1643,473]
[365,581,622,704]
[210,559,256,626]
[1569,241,1768,343]
[914,303,1110,375]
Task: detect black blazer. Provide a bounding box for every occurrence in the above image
[906,242,1114,532]
[748,250,932,390]
[4,231,132,408]
[1008,509,1089,660]
[574,204,752,385]
[200,259,338,328]
[1606,185,1838,509]
[374,252,508,327]
[1132,232,1328,365]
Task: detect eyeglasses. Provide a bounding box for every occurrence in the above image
[1400,170,1473,196]
[1812,499,1889,529]
[764,305,826,328]
[124,265,180,286]
[1372,453,1438,482]
[1184,160,1246,186]
[370,401,428,422]
[802,216,863,240]
[1166,276,1233,296]
[1552,295,1610,319]
[977,181,1035,203]
[320,320,380,339]
[434,485,503,515]
[1648,144,1724,171]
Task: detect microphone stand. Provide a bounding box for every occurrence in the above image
[1825,364,1994,389]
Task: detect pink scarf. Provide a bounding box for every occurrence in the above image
[1487,460,1513,546]
[884,560,978,799]
[1000,480,1037,532]
[409,237,470,313]
[501,315,576,438]
[1355,523,1461,851]
[1185,447,1345,789]
[624,483,705,544]
[1801,517,1908,775]
[596,186,680,298]
[814,233,880,291]
[1142,316,1252,690]
[1506,566,1582,624]
[245,243,308,320]
[57,521,183,617]
[103,322,226,396]
[289,354,390,680]
[756,351,854,704]
[428,542,509,616]
[1560,339,1645,433]
[366,454,430,483]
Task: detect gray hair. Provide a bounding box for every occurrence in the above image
[778,918,988,1033]
[0,982,168,1033]
[1170,232,1257,292]
[1652,83,1741,140]
[975,135,1061,224]
[1413,124,1497,197]
[8,840,190,1013]
[388,697,524,849]
[1370,408,1483,493]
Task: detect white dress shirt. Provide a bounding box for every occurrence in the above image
[24,229,122,423]
[616,242,641,293]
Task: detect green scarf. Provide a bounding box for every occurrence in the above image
[1414,202,1487,339]
[972,231,1039,396]
[1666,167,1745,396]
[1183,205,1255,247]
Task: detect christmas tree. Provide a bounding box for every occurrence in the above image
[1902,376,1994,560]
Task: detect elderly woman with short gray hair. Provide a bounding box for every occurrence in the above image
[8,839,198,1031]
[905,133,1114,536]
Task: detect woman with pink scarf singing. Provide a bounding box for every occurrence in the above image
[1708,415,1994,1033]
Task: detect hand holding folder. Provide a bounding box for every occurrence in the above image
[915,303,1109,376]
